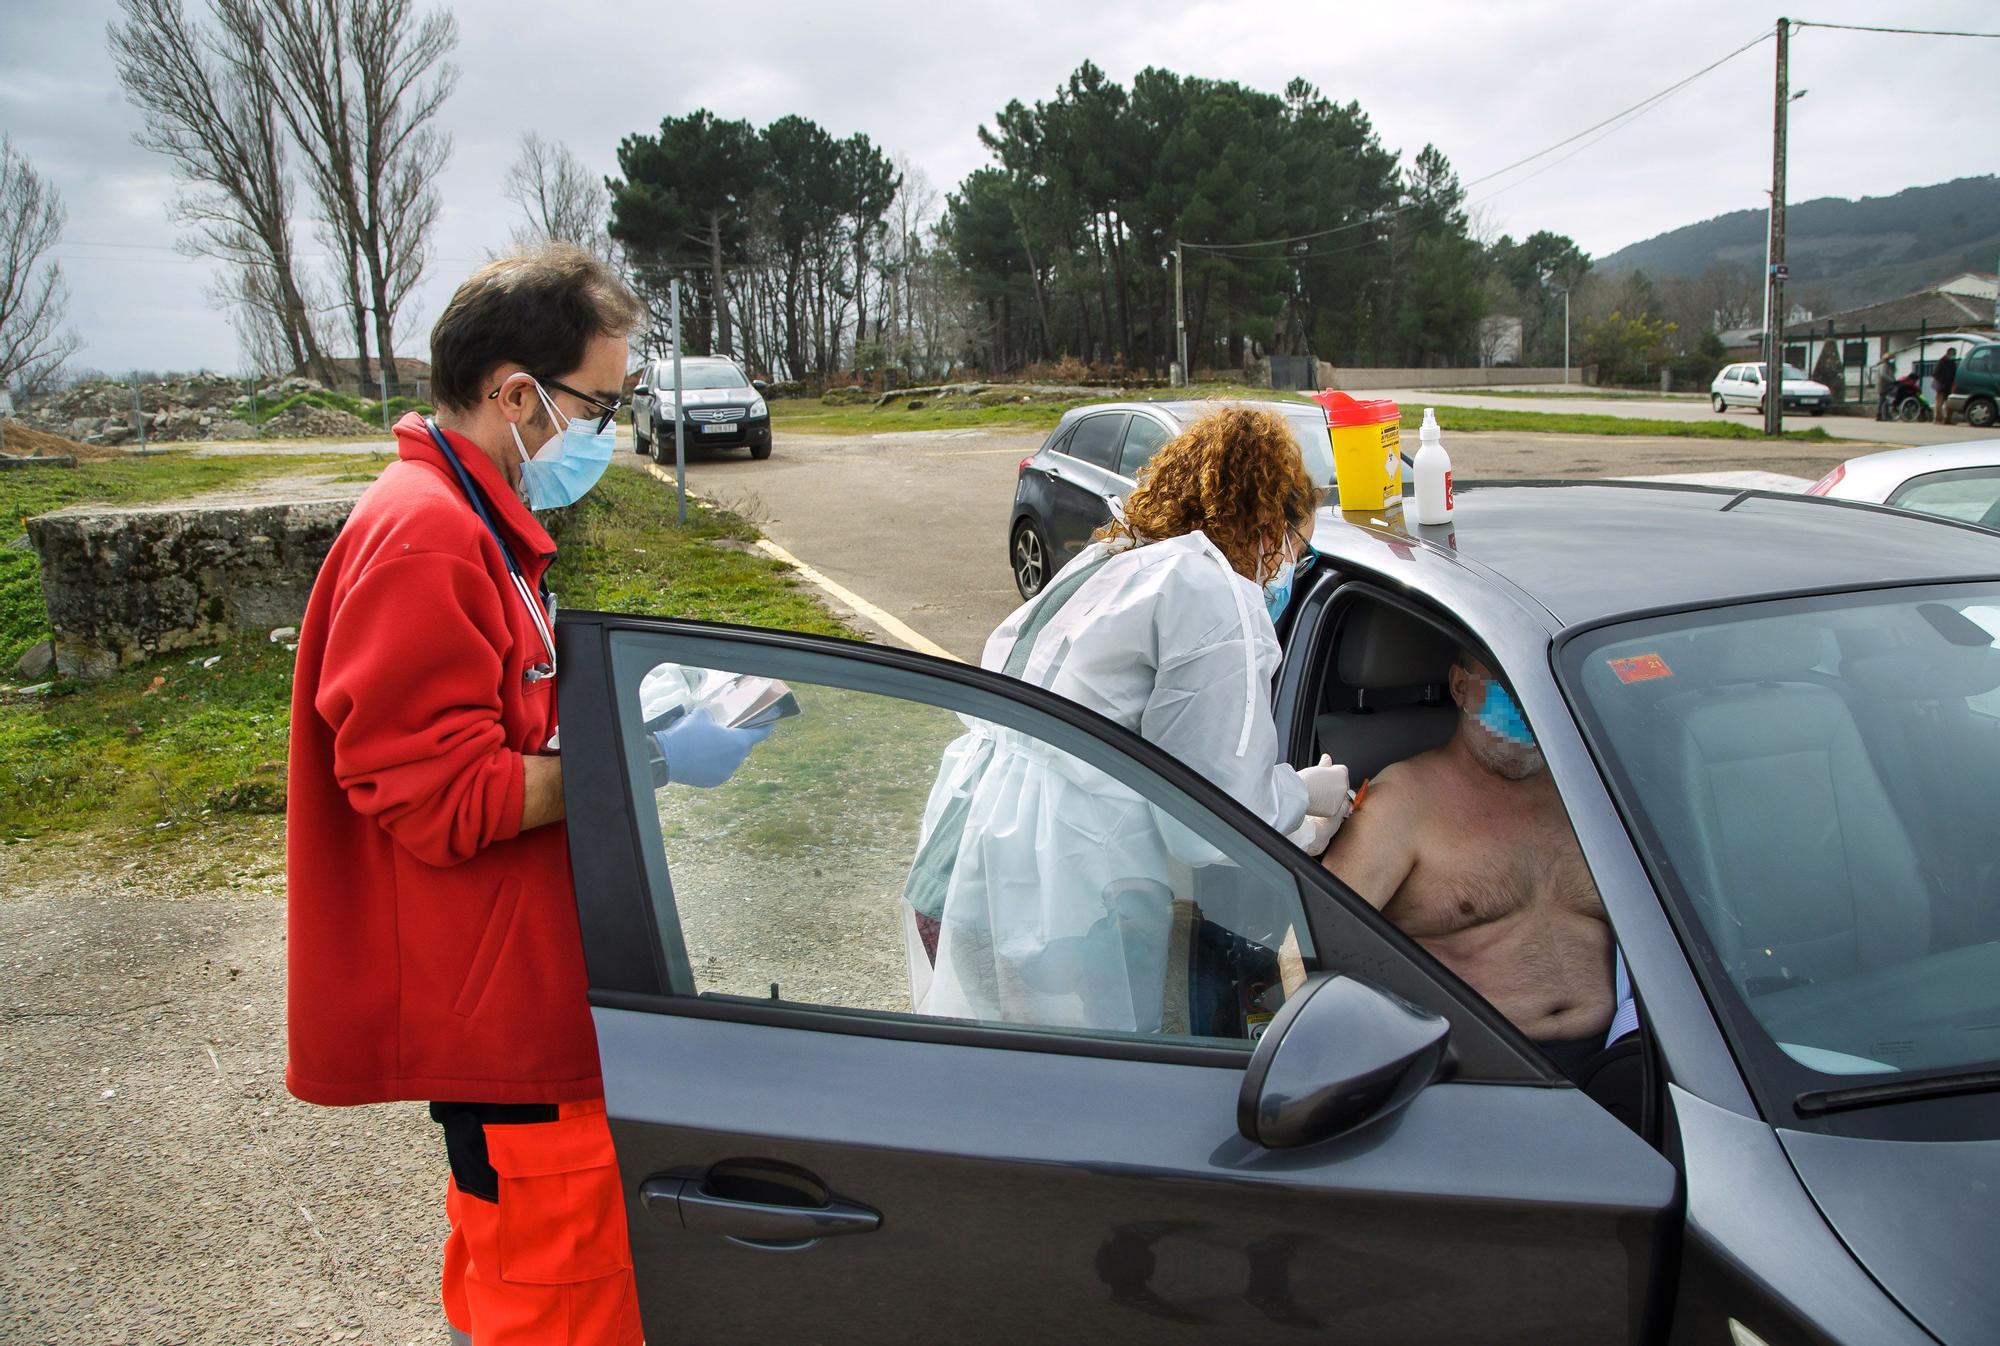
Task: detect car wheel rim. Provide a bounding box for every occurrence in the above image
[1015,530,1044,592]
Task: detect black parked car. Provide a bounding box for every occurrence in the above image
[557,480,2000,1345]
[1009,399,1340,599]
[631,355,772,462]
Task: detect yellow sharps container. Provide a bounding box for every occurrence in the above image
[1310,390,1402,513]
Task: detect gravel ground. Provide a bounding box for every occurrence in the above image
[0,821,447,1346]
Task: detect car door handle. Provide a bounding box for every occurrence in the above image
[639,1177,881,1242]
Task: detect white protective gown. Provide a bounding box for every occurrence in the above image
[906,531,1310,1034]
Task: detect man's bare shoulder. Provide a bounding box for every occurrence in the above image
[1356,748,1449,822]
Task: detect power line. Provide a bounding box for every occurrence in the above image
[1792,20,2000,39]
[1181,26,1773,257]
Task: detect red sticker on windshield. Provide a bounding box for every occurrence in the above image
[1610,653,1673,684]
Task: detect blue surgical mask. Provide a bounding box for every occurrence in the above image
[1263,557,1296,623]
[508,379,615,510]
[1475,680,1535,748]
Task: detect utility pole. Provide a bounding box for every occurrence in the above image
[1763,17,1790,437]
[1174,242,1188,388]
[670,278,688,526]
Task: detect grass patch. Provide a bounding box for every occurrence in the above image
[226,388,432,432]
[1405,405,1834,442]
[771,398,1090,435]
[0,460,850,843]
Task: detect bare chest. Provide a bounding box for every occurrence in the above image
[1386,806,1604,940]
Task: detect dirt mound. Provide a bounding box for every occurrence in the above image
[261,403,381,438]
[0,419,113,461]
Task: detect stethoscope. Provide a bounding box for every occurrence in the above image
[424,418,557,681]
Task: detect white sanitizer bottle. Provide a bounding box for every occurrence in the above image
[1412,407,1454,524]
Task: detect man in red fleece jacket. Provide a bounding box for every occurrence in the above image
[286,245,645,1345]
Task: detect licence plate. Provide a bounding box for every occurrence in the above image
[700,423,734,434]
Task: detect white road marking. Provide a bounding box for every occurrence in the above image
[642,460,963,662]
[751,538,963,662]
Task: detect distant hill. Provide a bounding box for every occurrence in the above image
[1596,176,2000,314]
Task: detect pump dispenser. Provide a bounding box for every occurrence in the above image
[1412,407,1454,524]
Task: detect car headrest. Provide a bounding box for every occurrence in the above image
[1846,646,2000,700]
[1337,603,1459,689]
[1697,619,1827,684]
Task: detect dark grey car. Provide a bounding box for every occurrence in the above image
[1008,399,1339,598]
[630,355,773,462]
[557,481,2000,1345]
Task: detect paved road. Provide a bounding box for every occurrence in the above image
[657,423,1853,660]
[1375,385,1995,449]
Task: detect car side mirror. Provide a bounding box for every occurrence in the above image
[1237,973,1448,1148]
[634,385,650,396]
[752,379,770,394]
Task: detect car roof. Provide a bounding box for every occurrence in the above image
[1835,439,2000,480]
[1061,398,1325,424]
[1314,480,2000,630]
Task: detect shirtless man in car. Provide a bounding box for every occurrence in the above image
[1319,652,1613,1076]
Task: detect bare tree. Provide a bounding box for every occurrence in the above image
[506,132,612,259]
[257,0,456,396]
[0,136,81,394]
[109,0,334,384]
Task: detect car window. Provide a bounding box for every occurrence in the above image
[1116,415,1173,480]
[1744,366,1762,383]
[1563,586,2000,1128]
[666,362,752,391]
[608,634,1322,1050]
[1886,467,2000,526]
[1064,413,1127,471]
[1967,347,1997,374]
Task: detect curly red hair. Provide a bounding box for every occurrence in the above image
[1096,406,1318,582]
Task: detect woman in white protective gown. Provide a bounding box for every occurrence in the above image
[903,408,1354,1036]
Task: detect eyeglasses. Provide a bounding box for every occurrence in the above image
[489,375,623,434]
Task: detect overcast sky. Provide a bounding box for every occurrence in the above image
[3,0,1993,376]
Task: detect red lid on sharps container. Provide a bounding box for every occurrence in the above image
[1309,389,1401,427]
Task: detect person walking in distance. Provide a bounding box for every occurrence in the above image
[1933,347,1960,427]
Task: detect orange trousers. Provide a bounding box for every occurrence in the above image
[441,1099,644,1345]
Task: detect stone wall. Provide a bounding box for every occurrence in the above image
[26,498,356,678]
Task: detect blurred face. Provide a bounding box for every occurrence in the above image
[1450,657,1546,780]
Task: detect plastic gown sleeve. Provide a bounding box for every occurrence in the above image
[1138,625,1308,842]
[314,552,525,868]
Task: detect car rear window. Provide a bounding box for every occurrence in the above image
[1064,413,1126,470]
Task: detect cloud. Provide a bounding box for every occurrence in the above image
[2,0,1991,374]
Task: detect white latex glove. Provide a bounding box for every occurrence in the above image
[1295,755,1352,820]
[1286,812,1343,857]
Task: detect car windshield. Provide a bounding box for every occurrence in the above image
[666,363,751,391]
[1563,585,2000,1115]
[1769,363,1810,381]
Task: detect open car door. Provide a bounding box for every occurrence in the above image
[557,614,1679,1345]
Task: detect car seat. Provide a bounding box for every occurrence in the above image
[1315,601,1462,782]
[1653,620,1931,993]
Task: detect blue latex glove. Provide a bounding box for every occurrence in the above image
[652,708,774,788]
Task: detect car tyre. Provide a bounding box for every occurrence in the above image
[1966,397,1997,429]
[1809,406,1825,416]
[750,440,772,461]
[1711,393,1726,413]
[1012,520,1052,600]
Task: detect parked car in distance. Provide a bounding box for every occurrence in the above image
[1807,439,2000,529]
[1942,342,2000,429]
[631,356,773,462]
[1009,399,1340,599]
[1712,361,1831,415]
[560,480,2000,1345]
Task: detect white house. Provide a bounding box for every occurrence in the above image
[1788,277,1997,398]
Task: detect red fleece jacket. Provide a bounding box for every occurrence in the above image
[285,414,600,1106]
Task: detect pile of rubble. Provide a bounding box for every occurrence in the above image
[13,374,378,445]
